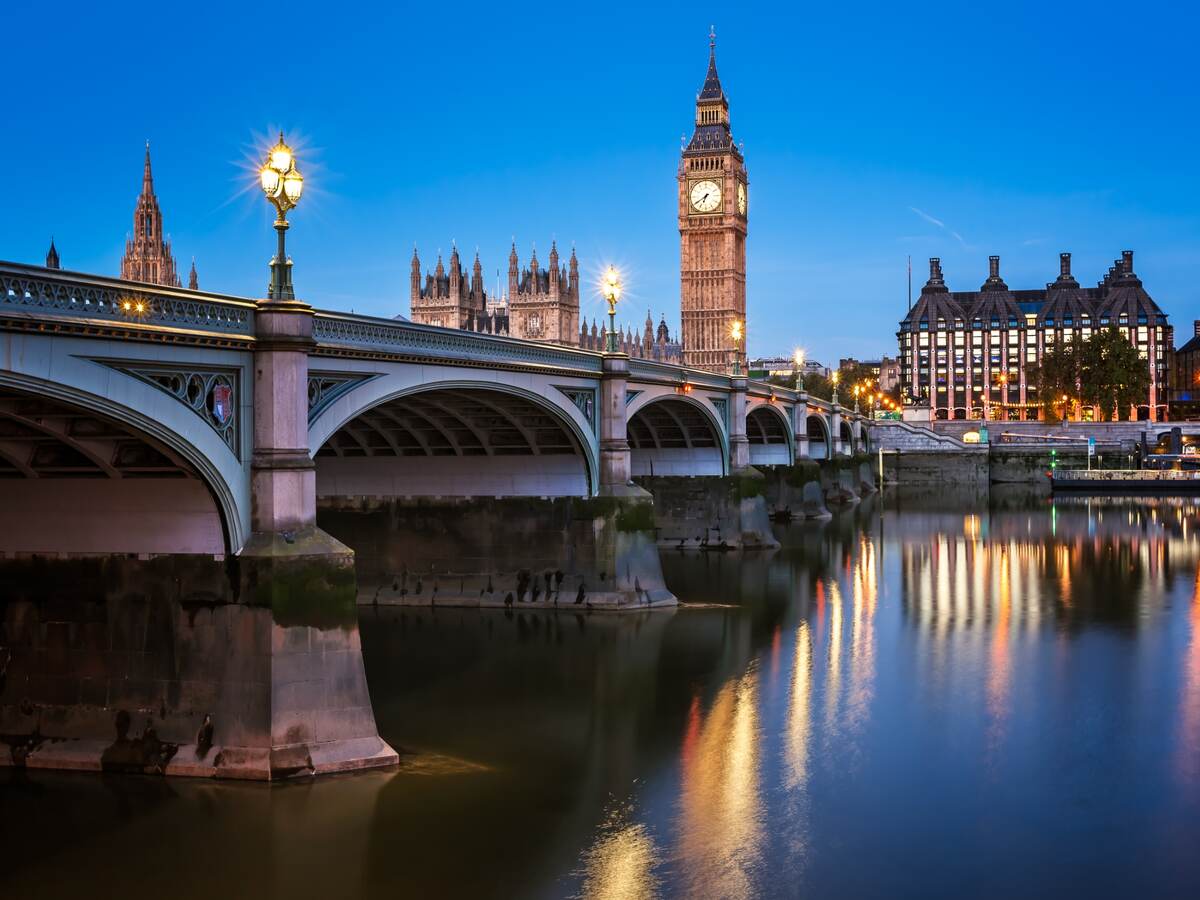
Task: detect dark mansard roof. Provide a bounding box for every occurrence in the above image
[899,252,1167,331]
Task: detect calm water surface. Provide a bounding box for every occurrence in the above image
[4,493,1200,898]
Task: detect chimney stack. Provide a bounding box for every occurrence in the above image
[1193,320,1200,338]
[1059,252,1071,279]
[928,257,944,283]
[989,255,1000,279]
[1122,250,1134,274]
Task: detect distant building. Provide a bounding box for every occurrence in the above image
[409,242,578,343]
[838,357,901,394]
[879,357,900,393]
[45,239,60,269]
[1172,321,1200,416]
[897,253,1171,421]
[749,356,829,380]
[120,143,196,289]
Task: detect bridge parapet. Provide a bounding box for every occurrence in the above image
[312,310,604,375]
[0,261,256,342]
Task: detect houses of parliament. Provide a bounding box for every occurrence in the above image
[408,33,747,371]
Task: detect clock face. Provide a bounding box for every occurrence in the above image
[737,182,747,216]
[690,179,722,213]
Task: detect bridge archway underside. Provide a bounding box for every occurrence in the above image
[0,387,225,554]
[315,387,590,497]
[628,397,725,477]
[746,405,792,466]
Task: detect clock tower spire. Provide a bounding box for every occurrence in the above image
[679,28,747,373]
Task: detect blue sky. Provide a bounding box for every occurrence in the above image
[3,0,1197,363]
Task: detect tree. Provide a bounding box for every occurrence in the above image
[1036,341,1081,420]
[1079,326,1149,421]
[764,372,836,402]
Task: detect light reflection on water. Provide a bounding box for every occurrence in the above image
[5,493,1200,898]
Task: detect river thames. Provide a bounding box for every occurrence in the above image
[3,491,1200,898]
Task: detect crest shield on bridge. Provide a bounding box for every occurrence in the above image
[209,381,233,427]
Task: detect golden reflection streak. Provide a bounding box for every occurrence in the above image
[824,581,843,736]
[576,801,659,900]
[985,546,1013,762]
[785,622,813,791]
[847,547,877,736]
[676,670,764,900]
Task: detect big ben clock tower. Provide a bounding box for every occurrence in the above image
[679,30,747,373]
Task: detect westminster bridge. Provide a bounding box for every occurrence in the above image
[0,260,869,779]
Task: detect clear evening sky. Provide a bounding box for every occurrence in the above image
[3,0,1197,364]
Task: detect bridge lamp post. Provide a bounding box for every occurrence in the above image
[831,370,839,405]
[259,133,304,301]
[730,319,743,376]
[602,266,621,353]
[793,348,805,392]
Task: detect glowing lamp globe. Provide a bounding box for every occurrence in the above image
[259,165,281,197]
[283,168,304,204]
[603,266,621,303]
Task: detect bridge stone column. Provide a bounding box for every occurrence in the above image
[231,297,397,779]
[599,354,638,495]
[795,394,810,460]
[251,300,318,533]
[730,376,750,470]
[831,404,844,456]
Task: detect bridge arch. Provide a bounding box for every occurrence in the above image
[746,404,793,466]
[807,413,831,460]
[310,377,598,497]
[626,394,729,477]
[0,372,245,554]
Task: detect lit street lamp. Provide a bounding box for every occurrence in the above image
[730,319,743,376]
[259,133,304,301]
[602,266,621,353]
[831,370,840,405]
[794,348,805,392]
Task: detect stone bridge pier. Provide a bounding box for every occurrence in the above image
[233,296,398,778]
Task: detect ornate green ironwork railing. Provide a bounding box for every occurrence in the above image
[0,261,256,338]
[311,310,606,374]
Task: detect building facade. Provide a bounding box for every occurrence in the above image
[897,253,1171,421]
[679,34,748,373]
[409,242,579,343]
[838,357,901,394]
[1172,321,1200,416]
[120,144,194,288]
